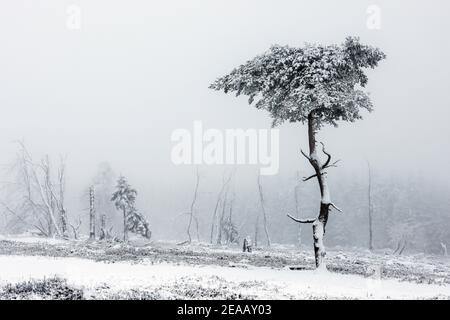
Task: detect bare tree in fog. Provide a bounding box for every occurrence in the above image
[210,37,385,268]
[179,168,200,245]
[183,168,200,244]
[216,180,239,245]
[92,162,116,240]
[210,171,233,244]
[257,175,271,247]
[69,216,82,240]
[2,142,68,238]
[223,196,239,244]
[216,183,229,245]
[254,206,259,247]
[57,158,68,239]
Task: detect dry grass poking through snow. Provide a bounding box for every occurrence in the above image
[0,236,450,299]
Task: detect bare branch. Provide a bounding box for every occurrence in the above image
[1,202,48,236]
[300,149,311,161]
[302,172,327,182]
[324,159,341,169]
[16,142,62,236]
[330,203,343,213]
[302,173,318,182]
[287,214,315,224]
[319,142,331,169]
[69,217,82,240]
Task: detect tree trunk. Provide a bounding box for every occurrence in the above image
[398,240,407,255]
[441,242,448,256]
[367,160,374,251]
[58,159,68,239]
[257,175,271,247]
[216,195,226,245]
[89,187,95,240]
[187,169,200,244]
[254,211,259,248]
[210,173,232,244]
[312,205,328,268]
[99,213,106,240]
[210,198,221,243]
[307,113,331,269]
[123,207,128,242]
[60,208,68,239]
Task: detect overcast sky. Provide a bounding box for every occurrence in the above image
[0,1,449,222]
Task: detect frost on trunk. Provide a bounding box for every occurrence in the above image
[313,211,326,269]
[57,160,68,239]
[288,113,342,269]
[89,186,95,240]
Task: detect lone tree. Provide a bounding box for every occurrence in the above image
[209,37,385,269]
[111,176,151,241]
[112,176,136,241]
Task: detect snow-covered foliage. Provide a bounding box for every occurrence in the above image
[0,277,84,300]
[209,37,386,127]
[111,176,137,213]
[126,207,151,239]
[111,176,151,240]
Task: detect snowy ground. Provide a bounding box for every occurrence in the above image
[0,236,449,299]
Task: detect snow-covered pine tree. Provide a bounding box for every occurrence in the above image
[111,176,137,242]
[210,37,385,269]
[111,176,151,241]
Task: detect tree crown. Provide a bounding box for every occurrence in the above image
[209,37,385,127]
[111,176,137,211]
